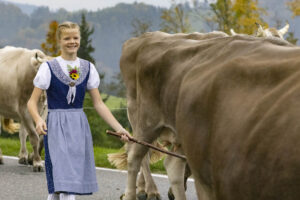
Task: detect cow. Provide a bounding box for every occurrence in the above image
[0,46,49,171]
[119,31,300,200]
[119,31,228,200]
[230,23,290,39]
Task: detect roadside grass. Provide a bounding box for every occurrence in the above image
[0,137,166,174]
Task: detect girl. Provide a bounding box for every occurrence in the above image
[27,21,131,200]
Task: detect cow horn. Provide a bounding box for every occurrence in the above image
[230,29,237,36]
[256,23,264,37]
[278,23,289,36]
[35,52,43,63]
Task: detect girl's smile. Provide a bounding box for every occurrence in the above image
[59,29,80,60]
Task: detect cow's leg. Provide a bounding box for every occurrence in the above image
[38,135,44,156]
[0,147,3,164]
[137,166,147,200]
[19,111,43,172]
[123,142,149,200]
[164,147,186,200]
[18,123,29,165]
[141,153,160,200]
[123,126,160,200]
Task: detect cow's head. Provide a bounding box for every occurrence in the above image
[256,23,289,39]
[30,49,52,72]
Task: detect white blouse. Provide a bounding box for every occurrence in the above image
[33,56,100,90]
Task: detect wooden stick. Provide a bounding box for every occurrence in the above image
[106,130,186,160]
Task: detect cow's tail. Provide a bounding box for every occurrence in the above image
[1,118,20,134]
[107,142,166,170]
[107,144,128,170]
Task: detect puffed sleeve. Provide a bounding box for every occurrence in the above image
[33,62,51,90]
[87,63,100,90]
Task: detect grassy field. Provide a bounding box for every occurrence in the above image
[0,137,166,174]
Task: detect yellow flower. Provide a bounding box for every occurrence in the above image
[70,73,79,80]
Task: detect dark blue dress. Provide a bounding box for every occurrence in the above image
[44,58,98,195]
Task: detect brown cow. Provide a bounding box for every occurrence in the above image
[120,31,300,200]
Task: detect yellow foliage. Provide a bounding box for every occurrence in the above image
[41,21,61,57]
[210,0,267,35]
[287,0,300,17]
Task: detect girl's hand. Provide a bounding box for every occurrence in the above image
[117,128,132,142]
[35,119,47,135]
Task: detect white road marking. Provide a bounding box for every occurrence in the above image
[3,155,194,182]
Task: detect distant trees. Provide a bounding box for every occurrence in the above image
[209,0,266,34]
[160,0,191,33]
[131,18,152,37]
[78,13,96,64]
[41,20,60,56]
[286,32,298,44]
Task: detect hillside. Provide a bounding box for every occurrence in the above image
[0,0,299,80]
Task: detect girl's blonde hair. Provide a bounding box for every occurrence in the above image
[57,21,80,40]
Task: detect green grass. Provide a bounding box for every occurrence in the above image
[84,93,127,109]
[102,94,127,109]
[0,137,165,173]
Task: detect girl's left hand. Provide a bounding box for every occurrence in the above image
[117,128,132,142]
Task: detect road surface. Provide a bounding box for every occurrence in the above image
[0,156,198,200]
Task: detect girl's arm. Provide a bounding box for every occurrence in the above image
[88,88,132,141]
[27,87,47,135]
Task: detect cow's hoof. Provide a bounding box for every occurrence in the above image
[18,157,28,165]
[137,191,147,200]
[147,194,161,200]
[168,187,175,200]
[33,165,44,172]
[27,155,33,165]
[0,158,3,165]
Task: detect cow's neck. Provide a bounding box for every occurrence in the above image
[61,53,77,61]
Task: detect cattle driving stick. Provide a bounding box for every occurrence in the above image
[106,130,187,160]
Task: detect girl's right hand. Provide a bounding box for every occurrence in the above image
[35,119,47,135]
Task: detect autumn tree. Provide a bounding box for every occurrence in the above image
[209,0,266,34]
[160,0,191,33]
[78,13,95,64]
[41,20,60,56]
[287,0,300,16]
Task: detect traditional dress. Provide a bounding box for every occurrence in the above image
[34,56,100,195]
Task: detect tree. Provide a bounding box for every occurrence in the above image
[209,0,266,34]
[106,72,126,98]
[41,21,61,57]
[287,0,300,17]
[160,0,192,33]
[131,18,152,37]
[78,13,95,64]
[286,32,298,44]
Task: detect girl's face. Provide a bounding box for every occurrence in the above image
[59,29,80,55]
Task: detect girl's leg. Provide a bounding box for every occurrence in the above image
[47,193,59,200]
[59,193,75,200]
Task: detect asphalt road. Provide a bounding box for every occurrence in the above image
[0,156,197,200]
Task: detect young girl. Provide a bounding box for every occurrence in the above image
[27,21,131,200]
